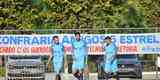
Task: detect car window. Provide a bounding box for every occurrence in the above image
[9,56,40,59]
[118,55,137,59]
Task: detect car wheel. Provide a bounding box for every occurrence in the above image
[136,70,142,79]
[136,75,142,79]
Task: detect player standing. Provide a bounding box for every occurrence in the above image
[103,36,119,80]
[47,36,65,80]
[72,32,88,80]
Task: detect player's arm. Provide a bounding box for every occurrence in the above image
[47,45,53,66]
[84,41,89,79]
[111,44,118,60]
[47,53,52,66]
[101,40,106,62]
[84,42,88,65]
[100,41,106,53]
[71,42,75,61]
[63,46,68,68]
[64,53,67,67]
[63,45,68,73]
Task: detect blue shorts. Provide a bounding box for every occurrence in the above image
[72,59,85,71]
[52,59,63,74]
[104,59,118,73]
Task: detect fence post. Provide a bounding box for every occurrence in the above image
[156,27,159,80]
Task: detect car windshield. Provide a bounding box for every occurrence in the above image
[9,56,40,59]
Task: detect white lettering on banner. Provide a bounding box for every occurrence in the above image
[0,36,52,45]
[0,33,160,55]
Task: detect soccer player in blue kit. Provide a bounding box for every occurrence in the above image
[102,36,119,80]
[72,32,87,80]
[47,36,65,80]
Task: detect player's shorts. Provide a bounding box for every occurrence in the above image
[104,59,118,73]
[72,58,85,71]
[52,58,63,74]
[104,54,118,73]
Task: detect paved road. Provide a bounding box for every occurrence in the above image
[45,72,160,80]
[1,72,160,80]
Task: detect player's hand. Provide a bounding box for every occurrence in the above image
[64,61,68,68]
[47,55,52,66]
[84,56,87,64]
[46,62,50,67]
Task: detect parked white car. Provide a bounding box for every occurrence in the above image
[6,56,45,80]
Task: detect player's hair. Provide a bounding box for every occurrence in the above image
[75,32,80,36]
[53,36,58,40]
[104,36,111,40]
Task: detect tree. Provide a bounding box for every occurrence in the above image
[0,0,158,30]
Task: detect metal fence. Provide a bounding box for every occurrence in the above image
[0,27,160,34]
[0,27,160,80]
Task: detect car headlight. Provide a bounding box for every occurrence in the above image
[38,65,44,69]
[8,65,15,69]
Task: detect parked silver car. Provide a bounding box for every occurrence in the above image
[6,56,45,80]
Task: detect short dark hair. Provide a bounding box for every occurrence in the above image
[53,36,58,40]
[104,36,111,40]
[75,32,80,36]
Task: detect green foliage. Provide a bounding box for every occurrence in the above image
[0,67,5,77]
[0,0,159,30]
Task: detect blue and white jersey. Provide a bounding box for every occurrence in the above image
[51,43,64,74]
[72,39,87,70]
[104,43,117,54]
[51,43,64,62]
[72,39,87,60]
[103,42,118,73]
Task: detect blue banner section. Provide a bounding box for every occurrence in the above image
[0,36,52,45]
[0,34,160,55]
[120,35,160,44]
[0,34,160,45]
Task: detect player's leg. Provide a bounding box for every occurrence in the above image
[72,61,80,79]
[54,61,63,80]
[53,61,59,80]
[55,66,61,80]
[111,59,119,80]
[105,72,110,80]
[84,57,89,80]
[79,69,84,80]
[55,74,61,80]
[84,64,89,80]
[79,58,87,80]
[73,69,79,79]
[104,61,112,80]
